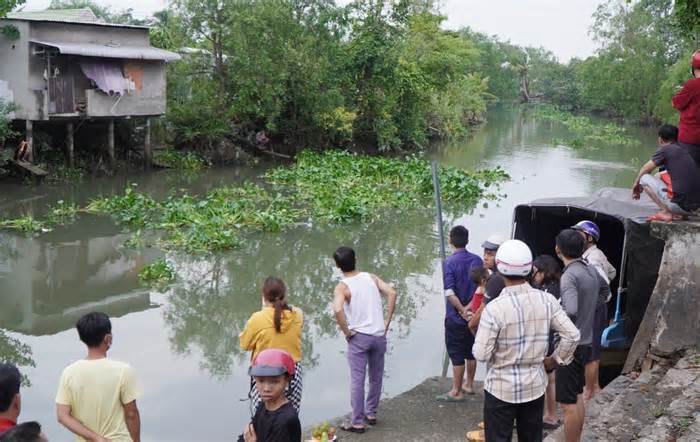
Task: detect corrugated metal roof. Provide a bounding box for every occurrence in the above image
[5,8,148,29]
[7,8,99,23]
[31,40,181,62]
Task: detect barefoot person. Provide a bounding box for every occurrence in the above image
[240,277,304,413]
[474,240,579,442]
[632,125,700,221]
[437,226,483,401]
[241,349,301,442]
[56,312,141,442]
[332,246,397,433]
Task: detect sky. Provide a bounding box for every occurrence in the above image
[20,0,605,61]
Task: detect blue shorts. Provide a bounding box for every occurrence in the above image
[445,320,475,366]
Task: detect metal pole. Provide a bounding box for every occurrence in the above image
[432,161,451,378]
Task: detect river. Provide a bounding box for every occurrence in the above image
[0,106,658,441]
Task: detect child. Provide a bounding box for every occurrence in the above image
[241,349,301,442]
[240,277,304,412]
[466,267,489,321]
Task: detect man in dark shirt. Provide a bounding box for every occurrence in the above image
[467,235,506,335]
[633,125,700,222]
[437,226,483,401]
[554,229,607,442]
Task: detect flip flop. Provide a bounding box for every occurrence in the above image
[435,393,465,402]
[462,387,476,395]
[365,416,377,426]
[340,424,366,433]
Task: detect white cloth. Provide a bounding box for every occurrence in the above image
[583,245,617,302]
[342,272,385,336]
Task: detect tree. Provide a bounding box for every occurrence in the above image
[0,0,24,18]
[48,0,149,25]
[576,0,687,122]
[673,0,699,41]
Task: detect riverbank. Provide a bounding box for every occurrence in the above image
[305,377,484,442]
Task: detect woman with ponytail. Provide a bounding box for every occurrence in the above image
[240,277,304,413]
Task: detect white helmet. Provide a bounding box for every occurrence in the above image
[482,234,506,251]
[495,240,533,277]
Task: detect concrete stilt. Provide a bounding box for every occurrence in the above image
[107,120,115,168]
[66,122,74,167]
[25,120,33,163]
[144,117,152,169]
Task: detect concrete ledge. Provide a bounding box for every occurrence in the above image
[624,222,700,373]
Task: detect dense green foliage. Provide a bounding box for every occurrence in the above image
[158,0,496,151]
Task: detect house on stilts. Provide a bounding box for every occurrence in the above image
[0,8,180,170]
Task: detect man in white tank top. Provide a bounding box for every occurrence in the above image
[332,246,397,434]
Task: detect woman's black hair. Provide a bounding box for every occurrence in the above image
[533,255,562,286]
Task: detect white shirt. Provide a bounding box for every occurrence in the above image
[583,246,617,301]
[342,272,385,336]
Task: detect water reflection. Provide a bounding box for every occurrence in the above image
[164,210,440,378]
[0,218,155,337]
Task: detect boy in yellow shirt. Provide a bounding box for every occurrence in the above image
[56,312,142,442]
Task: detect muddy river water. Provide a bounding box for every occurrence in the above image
[0,106,657,440]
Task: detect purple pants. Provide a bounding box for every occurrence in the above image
[347,332,387,426]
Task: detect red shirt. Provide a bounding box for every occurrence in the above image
[673,77,700,145]
[0,417,16,434]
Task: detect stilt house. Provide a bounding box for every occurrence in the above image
[0,8,180,166]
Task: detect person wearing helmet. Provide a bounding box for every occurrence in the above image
[571,221,616,284]
[436,226,483,402]
[240,277,304,413]
[332,246,397,433]
[555,230,610,442]
[572,220,616,401]
[632,124,700,221]
[473,240,579,442]
[241,349,301,442]
[672,50,700,154]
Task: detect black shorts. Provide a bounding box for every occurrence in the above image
[445,320,475,366]
[555,345,591,404]
[589,303,608,362]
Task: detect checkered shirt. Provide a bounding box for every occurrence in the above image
[473,282,580,404]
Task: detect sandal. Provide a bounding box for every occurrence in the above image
[435,393,465,402]
[543,420,560,430]
[366,416,377,426]
[340,424,366,433]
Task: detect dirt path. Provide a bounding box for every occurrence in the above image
[305,377,484,442]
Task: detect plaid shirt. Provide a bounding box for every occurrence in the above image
[473,282,580,404]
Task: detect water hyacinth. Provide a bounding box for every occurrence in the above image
[532,104,639,149]
[1,151,509,253]
[266,150,509,223]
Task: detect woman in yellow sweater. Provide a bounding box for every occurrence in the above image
[240,277,304,413]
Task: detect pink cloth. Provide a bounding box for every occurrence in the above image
[80,61,127,95]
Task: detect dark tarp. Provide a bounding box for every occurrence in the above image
[513,187,665,346]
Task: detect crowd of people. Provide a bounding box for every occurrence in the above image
[1,48,699,442]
